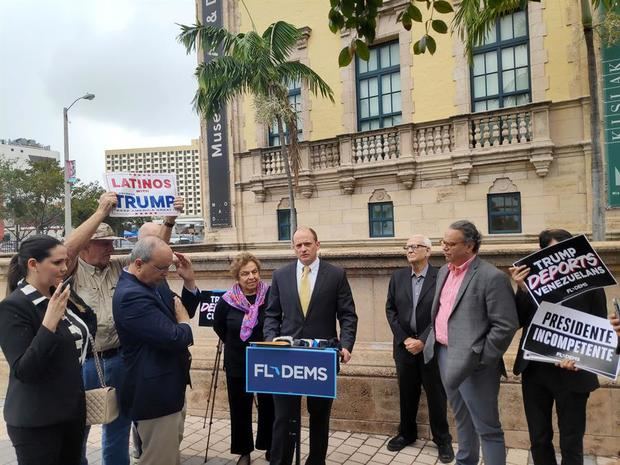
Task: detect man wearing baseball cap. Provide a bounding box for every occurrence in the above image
[64,192,196,465]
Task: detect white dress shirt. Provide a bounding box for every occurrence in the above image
[296,257,320,297]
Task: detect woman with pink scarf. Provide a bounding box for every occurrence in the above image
[213,252,274,465]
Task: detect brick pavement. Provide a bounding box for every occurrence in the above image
[0,415,617,465]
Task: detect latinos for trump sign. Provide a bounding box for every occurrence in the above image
[198,290,225,327]
[522,301,620,380]
[513,235,616,305]
[105,173,177,217]
[246,346,337,398]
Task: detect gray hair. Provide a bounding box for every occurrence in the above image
[449,220,482,253]
[409,235,432,248]
[130,236,166,263]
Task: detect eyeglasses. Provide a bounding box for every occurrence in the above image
[440,240,464,248]
[144,261,171,273]
[403,244,429,251]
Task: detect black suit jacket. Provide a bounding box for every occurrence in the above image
[385,265,438,364]
[264,260,357,352]
[0,288,96,427]
[113,271,199,421]
[513,287,606,392]
[213,289,270,378]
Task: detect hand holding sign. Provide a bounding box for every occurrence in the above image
[98,191,118,216]
[509,265,530,292]
[105,173,178,217]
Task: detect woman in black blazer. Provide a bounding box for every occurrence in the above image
[213,252,274,465]
[0,235,96,465]
[510,229,606,465]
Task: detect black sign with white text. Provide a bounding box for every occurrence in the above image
[202,0,231,227]
[198,290,226,327]
[513,235,616,305]
[523,302,620,379]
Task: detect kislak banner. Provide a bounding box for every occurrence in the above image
[105,173,178,217]
[246,346,337,398]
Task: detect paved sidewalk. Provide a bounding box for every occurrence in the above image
[0,415,616,465]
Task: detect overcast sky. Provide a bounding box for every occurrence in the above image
[1,0,200,185]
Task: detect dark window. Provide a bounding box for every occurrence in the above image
[488,193,521,234]
[471,10,531,112]
[277,209,292,241]
[268,79,302,147]
[368,202,394,238]
[356,41,401,131]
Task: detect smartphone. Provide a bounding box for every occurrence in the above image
[59,275,74,292]
[614,298,620,321]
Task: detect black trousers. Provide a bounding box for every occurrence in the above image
[522,363,590,465]
[270,394,333,465]
[395,354,452,445]
[7,418,85,465]
[226,375,274,455]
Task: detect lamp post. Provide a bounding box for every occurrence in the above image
[63,92,95,237]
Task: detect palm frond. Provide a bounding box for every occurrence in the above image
[453,0,525,62]
[193,57,253,117]
[177,22,241,56]
[276,61,335,102]
[264,21,302,64]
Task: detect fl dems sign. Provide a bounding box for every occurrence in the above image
[246,346,338,398]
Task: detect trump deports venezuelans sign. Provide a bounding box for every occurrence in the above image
[523,301,620,380]
[198,290,225,327]
[105,173,178,217]
[513,234,617,306]
[246,346,338,398]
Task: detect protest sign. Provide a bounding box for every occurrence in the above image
[246,346,338,398]
[198,290,225,327]
[513,235,616,305]
[105,173,177,217]
[522,301,620,379]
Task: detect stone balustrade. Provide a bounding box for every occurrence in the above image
[244,100,556,201]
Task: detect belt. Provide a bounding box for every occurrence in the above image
[87,347,120,359]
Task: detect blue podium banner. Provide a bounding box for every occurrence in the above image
[246,346,338,399]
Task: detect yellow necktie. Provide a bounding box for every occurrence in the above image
[299,265,311,315]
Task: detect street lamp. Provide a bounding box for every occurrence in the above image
[63,92,95,237]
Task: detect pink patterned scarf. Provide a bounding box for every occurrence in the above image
[222,280,269,341]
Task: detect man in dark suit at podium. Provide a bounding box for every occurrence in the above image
[385,235,453,462]
[264,226,358,465]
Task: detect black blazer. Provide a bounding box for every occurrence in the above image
[213,289,270,378]
[385,265,438,364]
[113,271,199,421]
[513,287,606,393]
[0,288,96,427]
[264,260,358,352]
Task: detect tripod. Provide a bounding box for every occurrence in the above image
[203,339,223,463]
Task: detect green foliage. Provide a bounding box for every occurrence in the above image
[178,20,334,119]
[328,0,620,65]
[329,0,451,65]
[0,158,63,239]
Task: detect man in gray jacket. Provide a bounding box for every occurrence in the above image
[423,220,517,465]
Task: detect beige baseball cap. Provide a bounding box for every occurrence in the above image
[90,223,124,241]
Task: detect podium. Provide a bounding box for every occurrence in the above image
[246,345,338,398]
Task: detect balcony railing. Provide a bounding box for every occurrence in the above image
[247,101,554,197]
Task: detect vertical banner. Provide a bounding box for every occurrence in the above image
[603,5,620,207]
[202,0,231,227]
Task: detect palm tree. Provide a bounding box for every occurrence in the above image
[178,20,334,237]
[454,0,614,240]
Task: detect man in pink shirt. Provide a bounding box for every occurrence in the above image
[423,220,517,465]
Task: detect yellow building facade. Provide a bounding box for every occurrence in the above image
[198,0,617,247]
